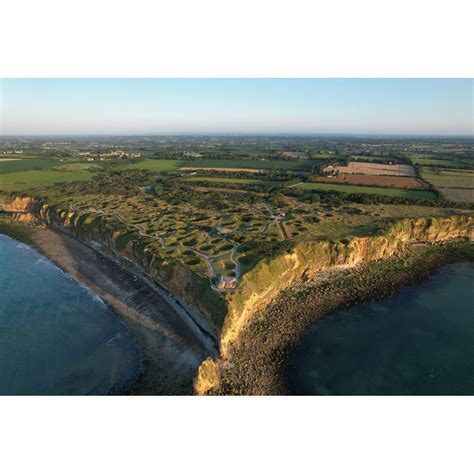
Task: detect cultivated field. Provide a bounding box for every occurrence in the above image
[0,158,57,174]
[123,159,184,172]
[0,168,97,191]
[183,177,264,185]
[410,157,465,168]
[324,161,416,177]
[420,167,474,203]
[319,174,429,189]
[296,182,436,200]
[185,159,319,171]
[282,151,309,159]
[180,166,264,174]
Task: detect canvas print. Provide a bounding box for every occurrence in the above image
[0,78,473,395]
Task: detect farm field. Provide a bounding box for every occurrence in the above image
[420,167,474,203]
[185,159,320,171]
[0,168,97,191]
[183,177,265,185]
[410,157,465,168]
[0,158,57,174]
[420,168,474,188]
[123,159,184,172]
[324,161,416,177]
[349,155,397,162]
[438,188,474,203]
[282,151,309,159]
[180,166,264,174]
[296,182,437,200]
[318,174,429,189]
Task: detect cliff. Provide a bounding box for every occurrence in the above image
[195,214,474,394]
[0,195,43,214]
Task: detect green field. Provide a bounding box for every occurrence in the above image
[123,159,184,172]
[0,158,57,174]
[420,168,474,191]
[183,177,264,185]
[350,155,395,162]
[309,153,336,159]
[295,182,437,200]
[411,157,464,168]
[0,168,96,191]
[420,167,474,203]
[183,159,320,171]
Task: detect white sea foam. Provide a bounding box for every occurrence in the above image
[92,293,107,308]
[105,333,124,347]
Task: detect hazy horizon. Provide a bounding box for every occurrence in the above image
[1,79,473,136]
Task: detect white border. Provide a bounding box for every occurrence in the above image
[1,396,473,474]
[1,0,473,77]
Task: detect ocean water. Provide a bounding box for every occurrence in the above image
[286,262,474,395]
[0,234,142,395]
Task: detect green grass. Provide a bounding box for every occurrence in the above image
[295,182,437,200]
[185,159,320,171]
[183,177,263,185]
[51,162,100,172]
[0,169,96,191]
[420,168,474,181]
[410,157,464,168]
[122,159,184,172]
[0,158,57,174]
[309,153,336,159]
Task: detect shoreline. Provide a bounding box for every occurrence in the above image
[0,218,215,395]
[213,239,474,395]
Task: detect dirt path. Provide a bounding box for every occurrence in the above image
[263,199,288,240]
[31,227,215,395]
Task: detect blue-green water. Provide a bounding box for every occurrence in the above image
[0,234,142,395]
[286,262,474,395]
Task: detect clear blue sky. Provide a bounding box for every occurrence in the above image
[1,79,472,135]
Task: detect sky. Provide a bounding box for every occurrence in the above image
[0,79,472,136]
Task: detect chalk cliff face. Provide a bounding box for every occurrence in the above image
[0,195,42,214]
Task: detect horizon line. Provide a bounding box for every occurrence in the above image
[1,132,473,138]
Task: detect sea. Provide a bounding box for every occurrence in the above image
[286,261,474,395]
[0,233,142,395]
